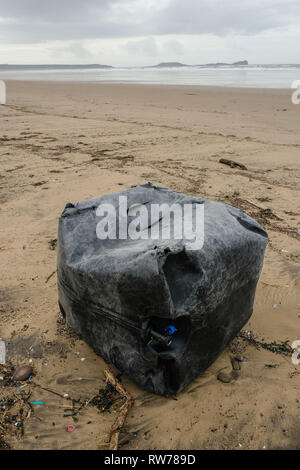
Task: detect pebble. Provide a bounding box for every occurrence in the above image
[235,355,244,362]
[13,365,33,381]
[231,358,241,371]
[217,371,232,383]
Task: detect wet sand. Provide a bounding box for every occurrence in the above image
[0,81,300,450]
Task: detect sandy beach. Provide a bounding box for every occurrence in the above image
[0,80,300,450]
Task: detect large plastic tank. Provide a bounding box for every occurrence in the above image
[57,183,268,396]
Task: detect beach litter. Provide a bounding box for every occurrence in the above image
[0,341,6,365]
[66,425,75,432]
[90,380,117,413]
[58,183,268,396]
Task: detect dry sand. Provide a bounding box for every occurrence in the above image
[0,81,299,450]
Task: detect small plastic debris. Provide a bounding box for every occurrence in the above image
[66,425,75,432]
[31,401,44,405]
[0,340,6,365]
[281,250,288,253]
[81,358,86,361]
[165,325,177,336]
[63,394,69,398]
[273,304,281,308]
[90,382,117,412]
[13,365,33,381]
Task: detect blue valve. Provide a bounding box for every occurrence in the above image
[165,325,177,336]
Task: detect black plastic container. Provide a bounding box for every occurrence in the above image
[57,183,268,396]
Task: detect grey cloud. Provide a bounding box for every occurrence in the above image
[162,39,184,57]
[124,38,159,57]
[0,0,114,20]
[156,0,300,36]
[0,0,299,43]
[68,42,93,59]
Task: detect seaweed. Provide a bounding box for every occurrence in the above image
[90,382,117,412]
[238,330,293,356]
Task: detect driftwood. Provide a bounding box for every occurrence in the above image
[219,158,248,170]
[104,369,134,450]
[45,270,57,284]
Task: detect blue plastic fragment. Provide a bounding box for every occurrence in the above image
[165,325,177,336]
[31,401,44,405]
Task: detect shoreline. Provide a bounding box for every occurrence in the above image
[1,78,296,91]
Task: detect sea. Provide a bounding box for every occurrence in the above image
[0,65,300,89]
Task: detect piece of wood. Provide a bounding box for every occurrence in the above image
[104,369,134,450]
[45,270,57,284]
[219,158,248,170]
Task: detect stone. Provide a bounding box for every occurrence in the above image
[13,365,33,381]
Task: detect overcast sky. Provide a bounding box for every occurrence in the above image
[0,0,299,65]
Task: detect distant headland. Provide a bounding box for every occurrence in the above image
[0,61,249,70]
[148,60,248,68]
